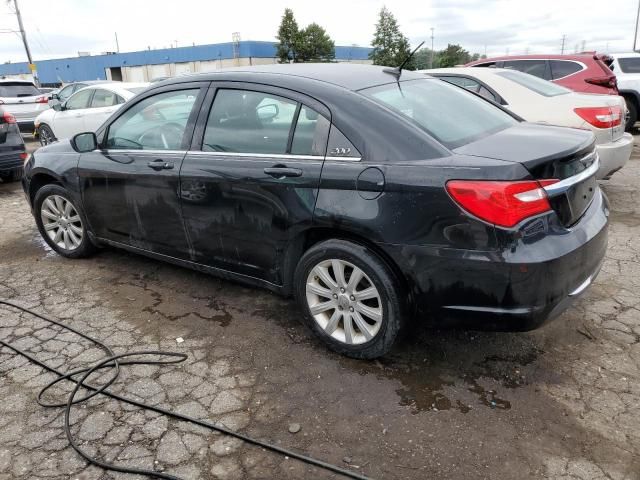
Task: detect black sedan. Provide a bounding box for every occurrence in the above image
[22,65,608,359]
[0,106,27,182]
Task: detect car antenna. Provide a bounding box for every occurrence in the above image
[383,41,425,78]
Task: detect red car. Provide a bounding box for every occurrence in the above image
[466,53,618,95]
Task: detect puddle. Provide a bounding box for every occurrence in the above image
[343,333,540,414]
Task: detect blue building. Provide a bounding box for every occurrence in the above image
[0,41,373,86]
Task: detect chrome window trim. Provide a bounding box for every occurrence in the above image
[101,149,186,155]
[542,152,599,195]
[186,151,361,162]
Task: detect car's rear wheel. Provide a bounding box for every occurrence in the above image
[294,239,406,359]
[624,97,637,132]
[38,124,56,146]
[33,184,96,258]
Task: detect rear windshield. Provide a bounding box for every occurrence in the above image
[0,82,40,97]
[618,57,640,73]
[496,70,571,97]
[360,78,516,149]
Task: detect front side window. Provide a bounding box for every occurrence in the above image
[204,89,298,154]
[106,89,199,150]
[65,89,93,110]
[496,70,571,97]
[549,60,583,79]
[361,78,516,149]
[91,89,119,108]
[502,60,547,79]
[618,57,640,73]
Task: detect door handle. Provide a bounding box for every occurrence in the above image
[147,159,174,171]
[263,166,302,178]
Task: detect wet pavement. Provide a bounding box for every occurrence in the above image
[0,137,639,480]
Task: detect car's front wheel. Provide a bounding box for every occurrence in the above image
[294,239,406,359]
[33,184,96,258]
[38,124,56,146]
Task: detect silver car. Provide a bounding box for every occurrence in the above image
[0,79,49,133]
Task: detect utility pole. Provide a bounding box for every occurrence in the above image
[634,0,640,51]
[114,32,120,52]
[11,0,37,84]
[561,34,566,54]
[429,27,434,69]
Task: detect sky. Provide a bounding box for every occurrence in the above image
[0,0,638,63]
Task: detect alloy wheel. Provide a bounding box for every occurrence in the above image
[39,126,54,146]
[40,194,83,251]
[305,259,383,345]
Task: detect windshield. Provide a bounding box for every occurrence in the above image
[496,70,571,97]
[360,78,516,149]
[618,57,640,73]
[0,82,40,97]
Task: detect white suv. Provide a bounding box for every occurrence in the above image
[609,53,640,130]
[0,79,50,133]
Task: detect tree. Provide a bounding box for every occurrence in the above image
[275,8,300,63]
[438,44,472,67]
[369,7,414,69]
[413,47,436,69]
[297,23,335,62]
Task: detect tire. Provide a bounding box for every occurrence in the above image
[293,239,406,359]
[38,124,56,146]
[33,184,96,258]
[624,97,637,132]
[0,167,23,183]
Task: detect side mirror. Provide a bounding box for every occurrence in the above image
[71,132,98,153]
[52,103,62,111]
[51,93,59,100]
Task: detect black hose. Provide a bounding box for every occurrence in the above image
[0,299,373,480]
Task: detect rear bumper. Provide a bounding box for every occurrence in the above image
[0,151,25,173]
[381,188,609,331]
[596,133,633,179]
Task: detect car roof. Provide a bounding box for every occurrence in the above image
[468,54,600,64]
[425,67,502,77]
[156,63,427,91]
[75,82,150,95]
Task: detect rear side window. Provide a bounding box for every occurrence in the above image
[496,70,571,97]
[549,60,583,79]
[204,89,329,156]
[361,78,516,149]
[0,82,40,97]
[502,60,548,79]
[618,57,640,73]
[91,89,119,108]
[291,105,330,156]
[66,89,94,110]
[438,76,499,103]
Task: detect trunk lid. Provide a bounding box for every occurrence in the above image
[454,123,598,227]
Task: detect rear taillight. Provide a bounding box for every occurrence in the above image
[574,106,622,129]
[36,96,48,104]
[446,180,558,228]
[585,75,617,89]
[2,111,16,124]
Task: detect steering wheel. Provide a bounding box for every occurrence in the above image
[137,123,184,150]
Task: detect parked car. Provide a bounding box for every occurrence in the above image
[608,52,640,130]
[466,53,618,96]
[48,80,115,107]
[22,64,608,359]
[0,79,50,133]
[35,82,149,145]
[38,87,56,95]
[428,67,632,179]
[0,106,27,182]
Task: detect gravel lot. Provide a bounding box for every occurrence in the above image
[1,137,639,480]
